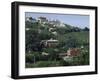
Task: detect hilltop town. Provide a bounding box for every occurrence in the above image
[26,16,66,27]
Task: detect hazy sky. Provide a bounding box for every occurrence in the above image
[25,12,89,28]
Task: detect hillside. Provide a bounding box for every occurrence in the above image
[25,17,89,68]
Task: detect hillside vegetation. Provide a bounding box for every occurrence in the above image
[25,18,89,68]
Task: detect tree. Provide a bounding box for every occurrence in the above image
[65,36,78,48]
[83,27,89,31]
[25,29,41,53]
[38,30,54,40]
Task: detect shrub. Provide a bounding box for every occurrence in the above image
[26,52,41,63]
[59,60,71,66]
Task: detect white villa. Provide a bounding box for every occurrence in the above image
[40,38,59,47]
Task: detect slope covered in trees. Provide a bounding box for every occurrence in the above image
[25,18,89,68]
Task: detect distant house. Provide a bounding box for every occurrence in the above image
[26,28,30,31]
[49,20,65,27]
[25,17,37,23]
[25,17,30,21]
[67,48,80,56]
[51,31,57,35]
[59,23,65,27]
[40,38,59,47]
[42,52,49,56]
[59,48,80,58]
[49,20,60,27]
[59,53,67,57]
[37,17,48,25]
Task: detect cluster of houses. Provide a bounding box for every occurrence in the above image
[25,16,65,27]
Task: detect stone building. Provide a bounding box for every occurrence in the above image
[40,38,59,48]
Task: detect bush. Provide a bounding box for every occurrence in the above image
[26,52,41,63]
[59,60,71,66]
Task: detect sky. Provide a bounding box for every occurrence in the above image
[25,12,89,28]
